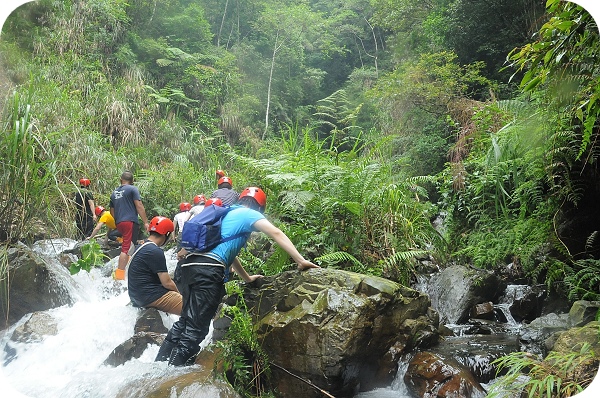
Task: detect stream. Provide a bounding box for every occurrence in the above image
[0,239,196,398]
[1,239,599,397]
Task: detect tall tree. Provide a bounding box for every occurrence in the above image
[252,1,326,138]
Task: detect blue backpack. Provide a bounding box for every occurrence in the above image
[180,204,248,253]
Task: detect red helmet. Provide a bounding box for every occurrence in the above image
[149,216,174,235]
[193,194,206,205]
[79,178,91,187]
[179,202,192,212]
[205,198,223,207]
[218,176,232,187]
[94,206,105,217]
[216,169,226,179]
[239,187,267,208]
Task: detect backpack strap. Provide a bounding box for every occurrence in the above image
[219,231,250,244]
[125,240,156,268]
[214,206,250,246]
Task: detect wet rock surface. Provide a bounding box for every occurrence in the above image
[404,351,487,398]
[242,268,440,397]
[419,265,504,324]
[1,244,76,326]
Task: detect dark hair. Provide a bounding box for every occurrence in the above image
[120,171,134,183]
[238,196,264,213]
[218,182,232,189]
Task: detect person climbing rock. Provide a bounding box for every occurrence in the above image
[156,186,319,366]
[87,206,122,244]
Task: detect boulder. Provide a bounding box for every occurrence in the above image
[404,351,487,398]
[10,311,59,343]
[104,332,164,367]
[242,268,439,397]
[470,301,495,320]
[498,284,546,322]
[568,301,600,327]
[551,321,600,356]
[3,311,59,365]
[105,308,171,366]
[519,312,570,356]
[421,265,504,324]
[134,308,168,334]
[1,245,76,328]
[546,321,600,392]
[115,354,239,398]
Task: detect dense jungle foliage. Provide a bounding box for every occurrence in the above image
[0,0,599,301]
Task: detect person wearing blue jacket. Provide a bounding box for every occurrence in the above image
[156,186,319,366]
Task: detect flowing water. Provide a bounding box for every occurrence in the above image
[7,241,596,397]
[354,360,412,397]
[0,239,189,398]
[0,239,412,397]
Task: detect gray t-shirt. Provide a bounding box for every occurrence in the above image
[109,184,141,224]
[210,188,239,206]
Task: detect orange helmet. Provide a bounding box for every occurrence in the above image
[94,206,105,217]
[239,187,267,209]
[79,178,91,187]
[218,176,232,187]
[179,202,192,212]
[193,194,206,205]
[149,216,175,235]
[205,198,223,207]
[216,169,225,179]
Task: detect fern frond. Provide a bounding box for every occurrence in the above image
[315,251,364,268]
[585,231,598,251]
[383,250,429,268]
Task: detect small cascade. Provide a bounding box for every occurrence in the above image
[499,284,534,304]
[493,303,522,333]
[403,270,553,394]
[444,323,477,336]
[30,238,84,302]
[0,241,188,398]
[412,274,430,293]
[354,355,413,397]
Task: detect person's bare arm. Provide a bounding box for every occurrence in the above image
[134,200,150,230]
[87,221,105,239]
[231,257,263,283]
[253,219,319,270]
[158,272,179,293]
[172,218,178,240]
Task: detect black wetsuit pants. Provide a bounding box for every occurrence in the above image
[155,256,225,365]
[76,215,94,239]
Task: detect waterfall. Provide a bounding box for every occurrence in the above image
[0,240,187,398]
[354,357,412,398]
[493,303,522,333]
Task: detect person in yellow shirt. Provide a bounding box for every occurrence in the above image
[87,206,122,243]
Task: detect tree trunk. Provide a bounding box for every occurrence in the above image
[263,31,282,140]
[217,0,229,47]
